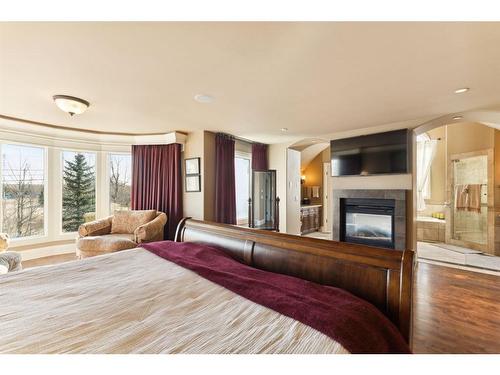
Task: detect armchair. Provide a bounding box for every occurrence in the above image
[76,210,167,259]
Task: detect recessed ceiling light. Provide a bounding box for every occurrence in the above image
[281,128,288,132]
[53,95,90,116]
[194,94,214,103]
[452,115,463,120]
[454,87,469,94]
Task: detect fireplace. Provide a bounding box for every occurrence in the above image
[332,189,406,251]
[340,198,396,249]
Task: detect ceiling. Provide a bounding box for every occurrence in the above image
[2,22,500,143]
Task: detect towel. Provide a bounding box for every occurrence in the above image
[455,184,482,213]
[312,186,320,198]
[466,184,482,212]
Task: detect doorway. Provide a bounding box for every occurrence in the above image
[414,121,500,272]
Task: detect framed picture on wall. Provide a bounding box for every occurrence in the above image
[185,174,201,192]
[185,157,200,175]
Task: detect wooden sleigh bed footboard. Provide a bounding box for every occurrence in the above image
[174,218,415,345]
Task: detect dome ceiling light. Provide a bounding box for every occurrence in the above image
[53,95,90,116]
[194,94,214,103]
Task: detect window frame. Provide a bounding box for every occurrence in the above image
[234,150,252,226]
[107,152,132,214]
[60,149,98,235]
[0,141,49,243]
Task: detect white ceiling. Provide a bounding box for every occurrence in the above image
[2,22,500,143]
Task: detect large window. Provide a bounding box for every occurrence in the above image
[235,153,251,225]
[62,151,96,232]
[109,153,132,212]
[1,144,45,239]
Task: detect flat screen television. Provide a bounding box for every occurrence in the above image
[331,129,409,177]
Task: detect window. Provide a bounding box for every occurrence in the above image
[61,151,96,232]
[109,153,132,212]
[416,133,432,199]
[1,144,45,239]
[235,153,251,225]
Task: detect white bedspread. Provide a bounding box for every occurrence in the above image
[0,248,347,354]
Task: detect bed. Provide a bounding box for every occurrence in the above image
[0,219,414,354]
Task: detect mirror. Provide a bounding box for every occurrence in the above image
[249,170,279,231]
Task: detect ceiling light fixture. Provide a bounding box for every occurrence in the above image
[281,127,288,132]
[53,95,90,116]
[452,115,463,120]
[454,87,469,94]
[194,94,214,103]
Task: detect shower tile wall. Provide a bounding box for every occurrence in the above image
[453,155,488,245]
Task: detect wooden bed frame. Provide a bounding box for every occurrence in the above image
[174,218,415,345]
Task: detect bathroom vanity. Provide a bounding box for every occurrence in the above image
[300,205,322,234]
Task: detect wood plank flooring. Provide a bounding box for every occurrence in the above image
[22,253,77,269]
[19,253,500,354]
[412,262,500,353]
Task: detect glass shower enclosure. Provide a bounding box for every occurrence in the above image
[449,150,493,252]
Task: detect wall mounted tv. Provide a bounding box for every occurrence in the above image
[331,129,410,177]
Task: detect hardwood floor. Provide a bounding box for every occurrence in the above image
[19,252,500,353]
[22,253,77,269]
[412,261,500,353]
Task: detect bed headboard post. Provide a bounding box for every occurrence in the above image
[174,218,414,345]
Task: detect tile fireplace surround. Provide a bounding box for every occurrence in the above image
[332,189,407,251]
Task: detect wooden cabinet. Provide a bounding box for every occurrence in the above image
[300,205,322,234]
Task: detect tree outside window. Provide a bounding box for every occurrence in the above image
[62,151,96,232]
[109,154,131,212]
[1,144,45,238]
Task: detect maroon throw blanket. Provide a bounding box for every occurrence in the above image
[141,241,411,354]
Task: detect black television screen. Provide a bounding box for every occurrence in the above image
[331,129,409,176]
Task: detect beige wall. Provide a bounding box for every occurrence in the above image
[182,130,216,221]
[447,122,494,155]
[426,126,446,204]
[495,130,500,208]
[182,130,205,220]
[286,148,301,235]
[268,142,288,233]
[425,122,495,205]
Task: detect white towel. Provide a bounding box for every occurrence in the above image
[312,186,320,198]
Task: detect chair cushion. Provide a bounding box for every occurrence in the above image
[77,233,137,254]
[111,210,157,234]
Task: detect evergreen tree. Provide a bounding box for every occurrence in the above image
[62,153,95,232]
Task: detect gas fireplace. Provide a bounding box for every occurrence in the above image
[340,198,396,249]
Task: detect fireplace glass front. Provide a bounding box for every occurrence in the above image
[340,198,395,249]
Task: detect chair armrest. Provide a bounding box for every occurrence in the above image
[78,216,113,237]
[134,213,167,243]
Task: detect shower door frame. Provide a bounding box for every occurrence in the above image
[446,148,494,254]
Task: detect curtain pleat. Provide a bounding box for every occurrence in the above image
[131,143,183,239]
[215,133,237,224]
[251,143,268,170]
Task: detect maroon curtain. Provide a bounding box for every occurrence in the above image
[131,143,183,240]
[215,133,237,224]
[252,143,268,170]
